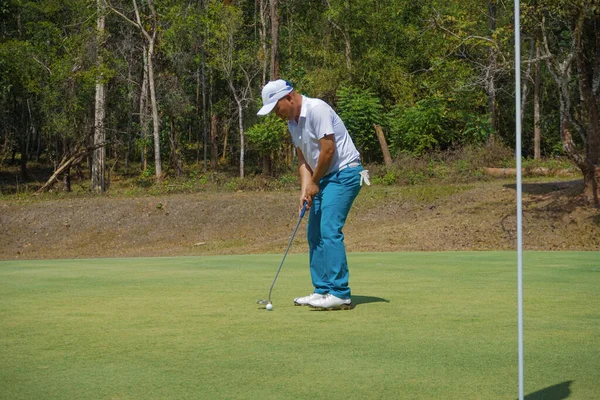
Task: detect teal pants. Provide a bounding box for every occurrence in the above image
[307,165,363,299]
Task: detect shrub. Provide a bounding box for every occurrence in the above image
[387,97,449,155]
[246,114,288,158]
[387,96,492,155]
[336,87,385,163]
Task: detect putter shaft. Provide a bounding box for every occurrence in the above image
[264,202,307,303]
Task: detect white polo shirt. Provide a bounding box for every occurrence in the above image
[287,95,360,176]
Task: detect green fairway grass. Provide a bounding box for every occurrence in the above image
[1,252,598,399]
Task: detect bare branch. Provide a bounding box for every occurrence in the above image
[523,54,553,64]
[106,3,139,30]
[32,56,52,75]
[107,1,152,43]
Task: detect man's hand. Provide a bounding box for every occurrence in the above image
[300,180,319,213]
[296,135,335,215]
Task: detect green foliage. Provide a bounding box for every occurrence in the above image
[371,170,397,186]
[387,96,491,155]
[460,113,493,144]
[246,114,288,156]
[387,97,448,155]
[336,87,384,162]
[0,0,592,190]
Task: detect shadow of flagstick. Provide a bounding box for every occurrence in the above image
[522,381,573,400]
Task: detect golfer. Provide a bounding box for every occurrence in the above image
[257,79,369,310]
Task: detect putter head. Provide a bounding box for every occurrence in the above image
[256,299,270,305]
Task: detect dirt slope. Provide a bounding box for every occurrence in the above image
[1,178,598,260]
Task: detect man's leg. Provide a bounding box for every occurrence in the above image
[307,191,329,294]
[318,167,362,299]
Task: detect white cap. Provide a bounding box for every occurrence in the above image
[257,79,294,116]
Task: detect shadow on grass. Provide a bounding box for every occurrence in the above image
[503,180,583,196]
[352,295,390,306]
[522,381,573,400]
[307,295,389,312]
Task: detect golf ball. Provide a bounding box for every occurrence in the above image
[266,303,273,311]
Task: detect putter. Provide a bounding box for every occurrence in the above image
[257,202,308,307]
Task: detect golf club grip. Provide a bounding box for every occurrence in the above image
[300,201,307,218]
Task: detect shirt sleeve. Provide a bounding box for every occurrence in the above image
[309,103,334,140]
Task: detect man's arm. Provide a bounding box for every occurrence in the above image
[310,134,335,184]
[297,135,335,213]
[297,148,314,213]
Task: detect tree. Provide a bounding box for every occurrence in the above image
[487,0,499,133]
[269,0,280,79]
[246,113,287,172]
[0,0,596,208]
[109,0,163,181]
[10,0,99,190]
[533,1,600,205]
[336,87,384,161]
[92,0,107,192]
[205,1,259,178]
[533,42,542,160]
[257,0,269,85]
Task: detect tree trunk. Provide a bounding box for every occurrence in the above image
[63,167,71,192]
[125,84,131,173]
[264,0,280,174]
[259,0,269,85]
[487,0,498,134]
[111,0,162,180]
[228,80,245,178]
[221,124,229,163]
[238,111,246,179]
[325,0,351,73]
[168,115,184,176]
[18,99,32,181]
[521,39,536,122]
[374,124,393,167]
[92,0,106,192]
[575,12,600,206]
[582,165,600,206]
[36,143,106,195]
[534,43,541,160]
[287,0,294,73]
[269,0,279,80]
[195,68,201,163]
[559,106,585,168]
[201,36,208,172]
[210,114,218,171]
[541,13,587,172]
[237,102,245,179]
[147,37,162,180]
[18,131,28,181]
[262,155,272,176]
[139,46,149,172]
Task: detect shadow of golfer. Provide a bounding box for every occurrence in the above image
[521,381,573,400]
[352,295,390,306]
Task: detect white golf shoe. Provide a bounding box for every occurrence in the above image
[308,294,353,310]
[294,293,326,306]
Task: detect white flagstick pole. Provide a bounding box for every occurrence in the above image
[514,0,524,399]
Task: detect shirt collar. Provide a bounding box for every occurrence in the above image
[289,95,307,126]
[299,95,308,119]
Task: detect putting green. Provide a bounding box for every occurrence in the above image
[1,252,598,399]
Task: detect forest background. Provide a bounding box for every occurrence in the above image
[0,0,599,206]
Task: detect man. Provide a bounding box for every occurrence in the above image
[257,79,369,310]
